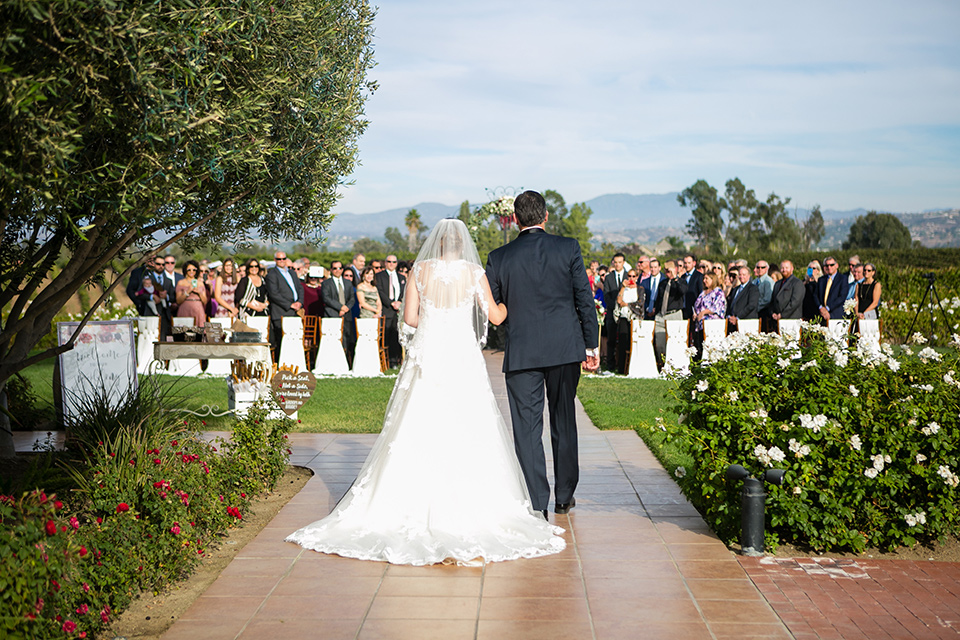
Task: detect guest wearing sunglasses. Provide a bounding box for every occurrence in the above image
[175,260,208,328]
[235,259,270,318]
[855,264,882,320]
[817,257,849,321]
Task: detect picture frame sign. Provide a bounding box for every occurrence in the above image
[57,320,138,422]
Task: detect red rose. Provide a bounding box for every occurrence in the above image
[95,517,102,525]
[62,620,76,633]
[79,546,88,557]
[115,503,129,513]
[154,459,162,465]
[45,520,56,536]
[170,523,181,535]
[69,517,80,530]
[54,500,63,509]
[76,603,89,615]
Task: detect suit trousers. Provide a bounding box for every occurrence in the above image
[382,315,401,366]
[505,362,581,511]
[604,313,618,371]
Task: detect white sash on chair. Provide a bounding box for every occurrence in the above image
[136,317,160,375]
[626,319,658,379]
[828,319,851,340]
[278,316,307,371]
[778,319,802,341]
[313,317,350,376]
[738,319,760,335]
[858,319,881,348]
[665,319,690,372]
[703,318,726,341]
[203,318,234,377]
[352,318,382,377]
[168,317,202,377]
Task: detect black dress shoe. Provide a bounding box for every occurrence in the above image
[555,498,576,514]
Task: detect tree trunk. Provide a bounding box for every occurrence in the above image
[0,385,14,458]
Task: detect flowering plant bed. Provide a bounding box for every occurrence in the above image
[0,403,291,638]
[667,326,960,553]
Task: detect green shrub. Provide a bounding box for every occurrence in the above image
[668,327,960,552]
[2,384,291,637]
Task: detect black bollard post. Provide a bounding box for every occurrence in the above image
[740,476,766,556]
[726,464,786,557]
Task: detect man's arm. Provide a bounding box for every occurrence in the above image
[784,278,804,319]
[743,284,760,319]
[569,244,599,367]
[485,254,502,304]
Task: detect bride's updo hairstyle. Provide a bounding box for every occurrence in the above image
[513,190,547,228]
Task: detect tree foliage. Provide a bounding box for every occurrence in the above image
[543,189,569,236]
[843,211,912,250]
[0,0,376,453]
[801,205,825,251]
[404,208,427,253]
[679,178,804,255]
[563,202,594,249]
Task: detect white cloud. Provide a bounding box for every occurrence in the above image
[333,0,960,214]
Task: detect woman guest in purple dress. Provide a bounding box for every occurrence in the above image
[691,271,726,360]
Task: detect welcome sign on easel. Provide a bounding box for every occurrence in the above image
[57,320,138,422]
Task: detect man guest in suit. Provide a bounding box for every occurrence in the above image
[771,260,805,325]
[640,258,662,321]
[265,252,305,362]
[726,265,759,332]
[149,255,177,340]
[680,254,704,321]
[601,253,626,371]
[653,260,688,367]
[375,254,406,368]
[486,190,599,518]
[320,260,357,367]
[818,256,849,321]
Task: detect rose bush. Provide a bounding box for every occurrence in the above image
[668,326,960,552]
[2,402,291,638]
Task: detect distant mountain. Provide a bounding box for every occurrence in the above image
[322,195,959,250]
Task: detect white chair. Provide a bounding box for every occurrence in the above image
[703,318,726,342]
[352,318,383,377]
[203,318,234,377]
[738,319,760,335]
[828,319,851,340]
[168,317,202,377]
[858,319,881,349]
[136,317,160,375]
[626,320,658,379]
[313,317,350,376]
[665,320,691,372]
[278,316,307,371]
[778,319,802,341]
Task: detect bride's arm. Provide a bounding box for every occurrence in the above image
[402,275,420,327]
[480,274,507,325]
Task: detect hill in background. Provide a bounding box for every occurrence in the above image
[321,194,960,251]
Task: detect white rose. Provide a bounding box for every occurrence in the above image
[864,468,879,479]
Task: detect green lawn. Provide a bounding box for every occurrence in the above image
[15,358,690,474]
[577,376,693,476]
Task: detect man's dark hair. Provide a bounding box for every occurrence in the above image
[685,253,697,263]
[613,252,626,261]
[331,260,342,269]
[513,190,547,227]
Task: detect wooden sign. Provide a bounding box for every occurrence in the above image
[270,370,316,415]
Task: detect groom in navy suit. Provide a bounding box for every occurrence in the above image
[486,191,599,518]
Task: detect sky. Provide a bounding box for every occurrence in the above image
[330,0,960,216]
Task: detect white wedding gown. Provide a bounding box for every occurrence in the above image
[286,259,565,565]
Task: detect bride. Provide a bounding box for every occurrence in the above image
[286,219,565,565]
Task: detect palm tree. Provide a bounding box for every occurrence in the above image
[405,208,426,253]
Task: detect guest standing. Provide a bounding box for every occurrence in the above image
[802,261,823,321]
[235,259,270,318]
[321,261,357,367]
[375,255,406,368]
[175,261,208,327]
[266,252,304,362]
[357,266,382,319]
[214,258,240,318]
[855,264,882,320]
[614,270,644,375]
[692,271,726,358]
[817,256,849,321]
[771,260,805,324]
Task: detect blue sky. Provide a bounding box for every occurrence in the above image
[331,0,960,215]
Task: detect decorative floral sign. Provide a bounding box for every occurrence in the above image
[270,370,316,415]
[57,320,137,421]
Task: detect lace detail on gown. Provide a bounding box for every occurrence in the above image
[286,259,565,565]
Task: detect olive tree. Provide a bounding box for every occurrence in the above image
[0,0,377,455]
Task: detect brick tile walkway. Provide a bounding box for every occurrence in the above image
[159,352,787,639]
[16,353,960,638]
[740,556,960,639]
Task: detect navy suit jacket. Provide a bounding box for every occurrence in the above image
[486,229,598,372]
[640,273,663,319]
[817,273,849,319]
[681,270,704,319]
